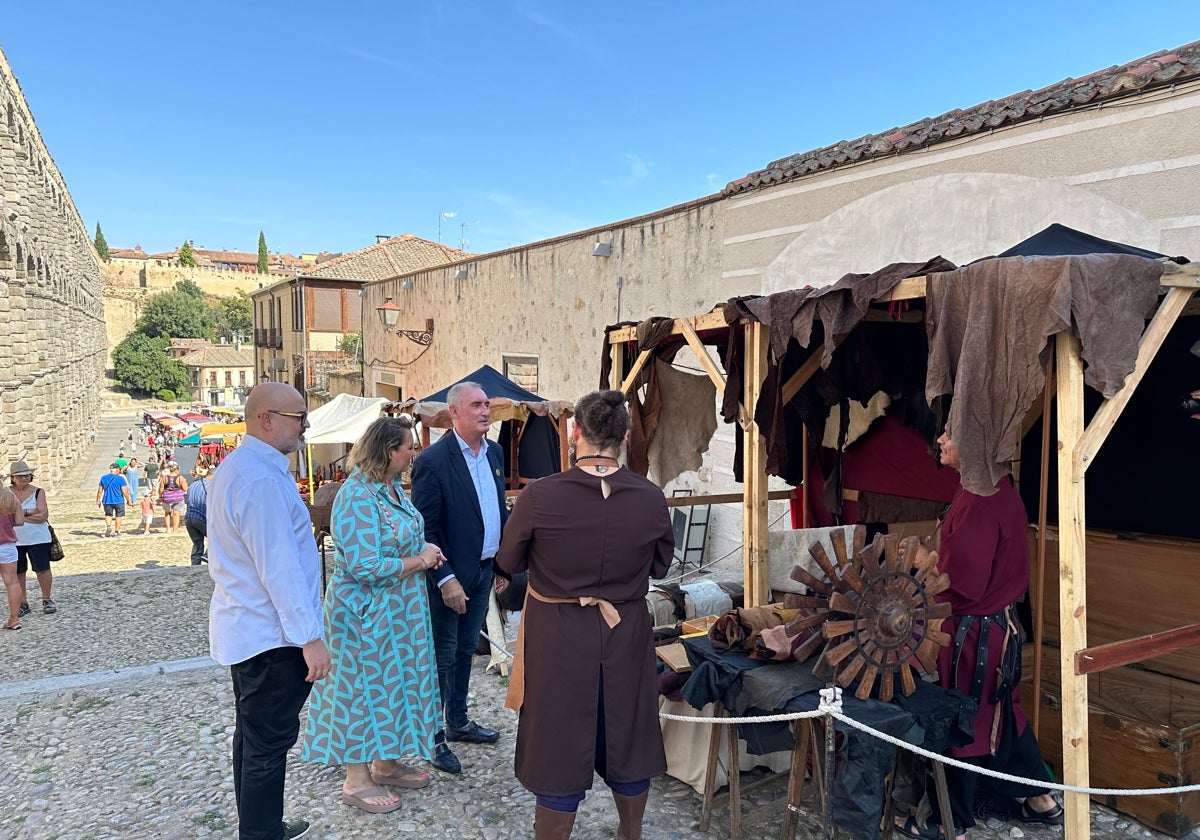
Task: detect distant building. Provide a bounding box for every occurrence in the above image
[174,341,255,406]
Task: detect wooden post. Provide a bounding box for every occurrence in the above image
[1055,330,1090,840]
[742,321,770,607]
[1033,360,1054,741]
[611,336,625,391]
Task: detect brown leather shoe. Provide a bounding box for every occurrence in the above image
[534,805,576,840]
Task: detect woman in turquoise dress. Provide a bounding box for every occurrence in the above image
[302,416,445,814]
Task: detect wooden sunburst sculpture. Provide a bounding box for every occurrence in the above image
[782,527,952,702]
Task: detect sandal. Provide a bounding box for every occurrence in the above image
[371,762,432,790]
[3,622,21,630]
[341,785,402,814]
[1017,799,1065,825]
[895,816,941,840]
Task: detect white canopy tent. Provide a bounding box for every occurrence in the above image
[303,394,388,495]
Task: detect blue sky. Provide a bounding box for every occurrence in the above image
[3,2,1197,257]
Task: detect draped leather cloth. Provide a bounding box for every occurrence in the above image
[926,254,1163,496]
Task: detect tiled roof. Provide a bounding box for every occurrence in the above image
[170,338,211,348]
[725,41,1200,196]
[301,234,468,281]
[178,345,255,368]
[109,246,149,260]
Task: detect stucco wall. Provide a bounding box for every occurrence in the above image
[0,45,107,486]
[363,80,1200,568]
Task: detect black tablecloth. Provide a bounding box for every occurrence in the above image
[681,636,976,840]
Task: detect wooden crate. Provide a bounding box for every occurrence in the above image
[1031,527,1200,684]
[1022,645,1200,836]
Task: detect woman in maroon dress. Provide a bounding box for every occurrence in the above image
[901,431,1063,839]
[498,390,673,840]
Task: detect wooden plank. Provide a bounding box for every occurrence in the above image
[607,309,730,344]
[1160,261,1200,288]
[743,321,770,608]
[1035,527,1200,685]
[618,348,653,396]
[664,489,793,508]
[874,275,927,302]
[678,318,727,394]
[611,338,625,391]
[1055,329,1091,840]
[1073,286,1194,481]
[1076,624,1200,676]
[780,343,826,404]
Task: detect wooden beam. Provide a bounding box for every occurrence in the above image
[1160,260,1200,287]
[611,338,625,391]
[618,348,653,396]
[665,489,794,508]
[743,321,770,608]
[1073,286,1194,481]
[781,343,826,404]
[1076,623,1200,676]
[606,309,729,344]
[1055,330,1090,840]
[678,318,727,394]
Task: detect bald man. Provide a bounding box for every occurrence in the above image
[208,383,329,840]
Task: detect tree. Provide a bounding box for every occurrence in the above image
[112,333,191,397]
[338,331,362,361]
[138,288,214,339]
[257,231,269,274]
[179,240,197,267]
[213,291,253,343]
[93,223,110,262]
[175,278,203,298]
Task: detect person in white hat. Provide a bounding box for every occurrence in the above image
[9,461,56,616]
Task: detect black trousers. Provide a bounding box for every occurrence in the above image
[933,720,1052,831]
[185,518,207,564]
[230,647,312,840]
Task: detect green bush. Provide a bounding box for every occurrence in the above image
[156,389,176,402]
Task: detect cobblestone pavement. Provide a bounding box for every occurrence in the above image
[0,411,1189,839]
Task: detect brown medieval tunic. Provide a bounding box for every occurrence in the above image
[497,466,674,796]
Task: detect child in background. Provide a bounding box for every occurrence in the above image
[139,488,155,534]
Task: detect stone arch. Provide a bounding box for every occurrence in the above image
[15,242,24,279]
[26,254,35,282]
[4,102,12,131]
[0,228,9,272]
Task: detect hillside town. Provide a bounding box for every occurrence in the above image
[0,23,1198,840]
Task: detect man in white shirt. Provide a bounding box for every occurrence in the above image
[208,382,330,840]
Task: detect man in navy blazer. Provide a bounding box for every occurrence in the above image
[412,381,509,775]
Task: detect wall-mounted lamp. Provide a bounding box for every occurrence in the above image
[592,242,612,257]
[376,297,434,345]
[401,278,415,291]
[453,268,468,280]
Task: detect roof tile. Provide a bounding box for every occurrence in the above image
[725,40,1200,196]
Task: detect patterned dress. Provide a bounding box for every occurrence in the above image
[302,470,442,765]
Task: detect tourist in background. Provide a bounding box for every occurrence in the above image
[497,390,673,840]
[9,461,55,616]
[0,483,26,629]
[145,456,160,489]
[303,416,443,814]
[185,466,210,564]
[158,462,188,534]
[96,463,132,538]
[138,488,155,535]
[125,457,141,502]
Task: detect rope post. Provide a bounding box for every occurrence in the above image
[821,684,840,840]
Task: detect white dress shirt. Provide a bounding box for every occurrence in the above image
[207,435,323,666]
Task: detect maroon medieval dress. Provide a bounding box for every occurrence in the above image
[497,466,673,796]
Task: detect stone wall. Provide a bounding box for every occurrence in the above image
[102,260,273,296]
[0,44,106,487]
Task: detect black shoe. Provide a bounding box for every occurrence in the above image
[18,603,30,618]
[445,719,500,744]
[430,740,462,774]
[283,819,310,839]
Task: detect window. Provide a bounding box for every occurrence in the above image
[503,355,539,393]
[209,371,218,387]
[239,370,247,387]
[225,371,233,387]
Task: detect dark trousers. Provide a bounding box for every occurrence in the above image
[933,720,1052,830]
[230,647,312,840]
[427,567,493,729]
[185,518,207,564]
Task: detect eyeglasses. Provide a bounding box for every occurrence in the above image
[267,410,309,424]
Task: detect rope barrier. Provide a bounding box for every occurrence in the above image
[658,683,1200,797]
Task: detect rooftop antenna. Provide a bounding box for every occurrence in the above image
[438,211,456,243]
